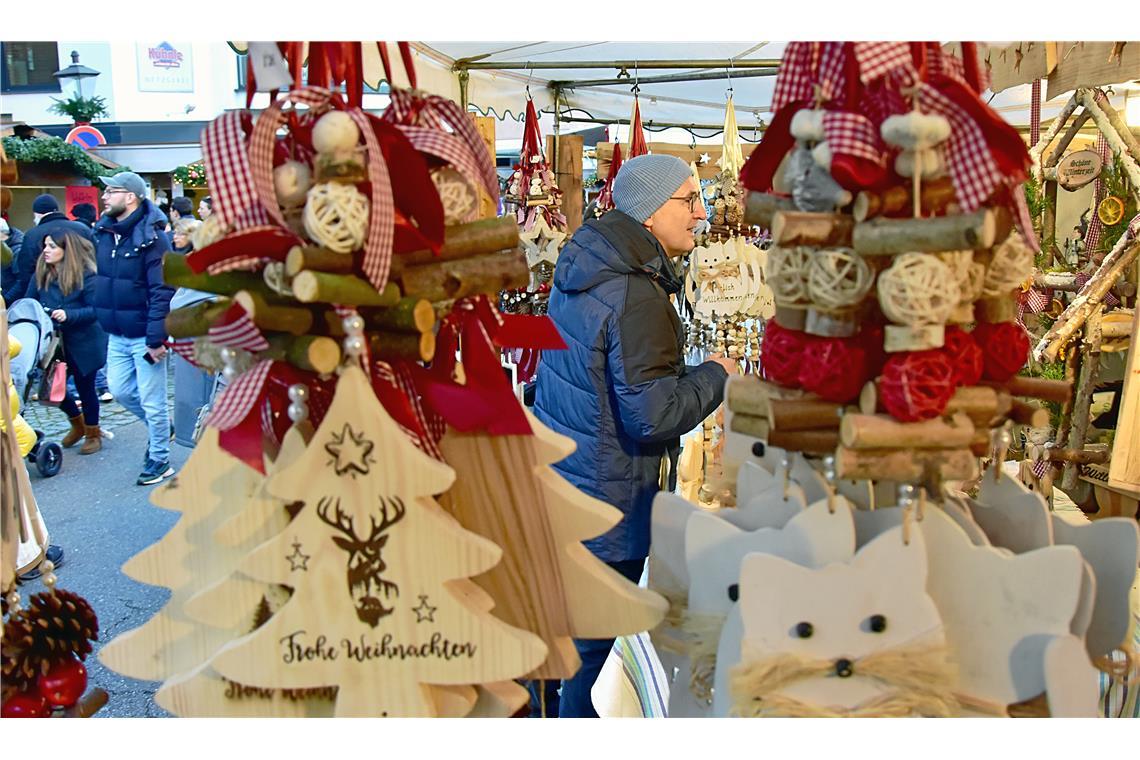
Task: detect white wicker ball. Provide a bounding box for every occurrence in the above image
[806,247,874,310]
[273,160,313,208]
[982,233,1034,298]
[312,111,361,154]
[303,182,369,254]
[766,245,812,306]
[877,252,960,326]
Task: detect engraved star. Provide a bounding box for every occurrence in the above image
[519,216,566,270]
[286,540,310,572]
[698,152,711,165]
[324,423,376,477]
[412,594,437,623]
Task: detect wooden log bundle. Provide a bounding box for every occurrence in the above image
[852,209,996,256]
[261,334,342,375]
[390,217,521,271]
[395,250,530,303]
[291,271,402,307]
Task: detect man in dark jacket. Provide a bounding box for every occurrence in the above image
[93,172,176,485]
[533,154,736,717]
[3,194,93,305]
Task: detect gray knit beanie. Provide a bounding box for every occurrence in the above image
[612,154,694,223]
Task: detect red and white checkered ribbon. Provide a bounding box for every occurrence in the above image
[1030,79,1042,147]
[1032,458,1052,479]
[206,359,273,430]
[385,89,499,199]
[1017,285,1052,326]
[374,360,445,461]
[916,83,1003,212]
[1082,133,1113,255]
[821,111,884,164]
[1075,270,1121,308]
[164,339,201,368]
[853,42,915,84]
[201,111,273,232]
[771,42,849,113]
[207,302,270,352]
[250,86,395,292]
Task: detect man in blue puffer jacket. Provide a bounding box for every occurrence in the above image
[533,154,736,717]
[93,172,176,485]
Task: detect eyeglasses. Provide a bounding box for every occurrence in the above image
[102,189,130,197]
[669,193,702,212]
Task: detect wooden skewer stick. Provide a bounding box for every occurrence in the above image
[284,245,355,277]
[835,446,978,482]
[165,298,232,339]
[852,209,996,256]
[839,412,975,450]
[743,191,796,229]
[770,211,854,247]
[852,177,957,222]
[292,271,402,307]
[368,330,436,363]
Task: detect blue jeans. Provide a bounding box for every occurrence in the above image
[556,558,646,718]
[106,334,169,464]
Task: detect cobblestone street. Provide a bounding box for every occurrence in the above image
[21,363,176,440]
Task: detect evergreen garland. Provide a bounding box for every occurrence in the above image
[1,135,127,184]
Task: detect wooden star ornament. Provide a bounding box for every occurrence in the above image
[520,216,566,270]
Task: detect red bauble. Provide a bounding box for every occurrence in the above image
[2,692,51,718]
[941,326,984,387]
[760,320,811,388]
[37,657,87,708]
[798,336,868,403]
[972,321,1030,382]
[878,350,957,422]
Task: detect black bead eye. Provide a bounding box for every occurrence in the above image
[795,621,813,638]
[868,614,887,633]
[751,441,766,457]
[727,584,739,602]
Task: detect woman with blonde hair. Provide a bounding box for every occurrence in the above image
[171,217,201,255]
[25,232,108,454]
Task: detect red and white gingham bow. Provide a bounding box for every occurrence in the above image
[852,42,914,84]
[821,111,884,164]
[206,359,273,431]
[384,88,499,201]
[250,86,395,292]
[1017,286,1053,326]
[771,42,850,113]
[207,302,270,352]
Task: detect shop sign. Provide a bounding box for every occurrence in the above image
[136,42,194,93]
[1056,149,1103,191]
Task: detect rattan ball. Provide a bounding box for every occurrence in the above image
[767,245,812,306]
[311,111,361,155]
[303,182,369,253]
[982,233,1034,298]
[877,252,960,326]
[274,160,313,208]
[806,247,875,310]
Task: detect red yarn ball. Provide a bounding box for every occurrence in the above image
[941,326,984,387]
[761,320,810,388]
[878,350,957,422]
[972,321,1030,382]
[798,336,868,402]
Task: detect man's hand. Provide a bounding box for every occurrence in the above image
[146,345,167,363]
[705,353,739,375]
[50,309,67,323]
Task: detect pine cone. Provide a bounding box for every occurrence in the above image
[2,590,99,692]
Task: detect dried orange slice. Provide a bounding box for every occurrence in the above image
[1097,195,1125,225]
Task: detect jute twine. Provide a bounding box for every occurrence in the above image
[982,232,1034,298]
[767,245,812,306]
[303,181,369,253]
[877,252,960,326]
[806,247,875,310]
[683,609,729,704]
[729,643,958,717]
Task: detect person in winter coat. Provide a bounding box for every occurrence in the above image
[24,232,108,454]
[171,218,200,255]
[3,194,92,305]
[93,171,176,485]
[532,154,736,718]
[167,217,216,448]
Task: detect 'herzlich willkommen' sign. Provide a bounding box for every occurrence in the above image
[136,42,194,93]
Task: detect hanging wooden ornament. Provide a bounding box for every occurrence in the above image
[302,182,369,253]
[208,364,547,717]
[437,408,667,680]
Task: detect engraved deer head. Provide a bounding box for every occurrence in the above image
[317,495,406,627]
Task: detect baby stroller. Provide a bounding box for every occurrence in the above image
[7,297,64,477]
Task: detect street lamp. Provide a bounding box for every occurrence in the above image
[53,51,100,99]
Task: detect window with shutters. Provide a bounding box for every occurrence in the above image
[1,42,62,93]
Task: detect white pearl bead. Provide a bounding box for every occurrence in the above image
[287,384,309,403]
[345,336,365,356]
[287,402,309,423]
[342,315,365,335]
[222,365,237,382]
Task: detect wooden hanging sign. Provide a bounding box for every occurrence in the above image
[1055,149,1103,191]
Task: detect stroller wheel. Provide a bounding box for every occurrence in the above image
[36,442,63,478]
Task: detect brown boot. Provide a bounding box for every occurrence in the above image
[79,425,102,455]
[61,415,85,448]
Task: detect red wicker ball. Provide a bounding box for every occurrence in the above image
[761,320,811,388]
[972,321,1030,382]
[856,322,887,377]
[878,350,957,422]
[941,326,984,387]
[798,336,868,403]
